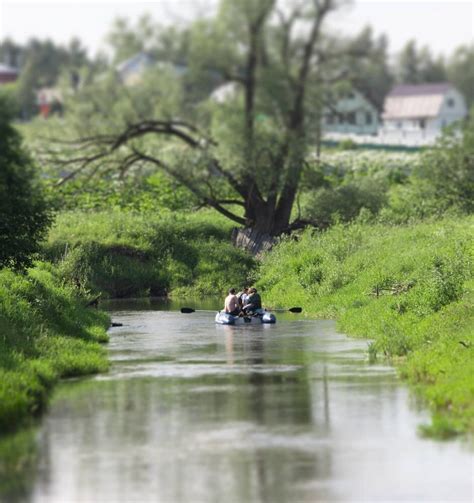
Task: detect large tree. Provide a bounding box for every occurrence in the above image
[48,0,351,241]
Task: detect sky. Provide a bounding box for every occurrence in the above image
[0,0,473,58]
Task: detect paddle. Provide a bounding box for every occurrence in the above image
[180,306,302,314]
[180,307,217,314]
[269,307,303,313]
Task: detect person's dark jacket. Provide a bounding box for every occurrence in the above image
[245,293,262,310]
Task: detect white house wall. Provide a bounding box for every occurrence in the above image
[433,89,467,128]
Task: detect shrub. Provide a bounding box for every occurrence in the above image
[301,179,387,225]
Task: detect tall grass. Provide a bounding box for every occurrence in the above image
[0,263,109,434]
[44,209,255,298]
[259,216,474,436]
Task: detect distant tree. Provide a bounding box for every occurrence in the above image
[0,37,92,117]
[397,41,420,83]
[106,15,153,63]
[0,38,22,67]
[447,44,474,110]
[48,0,357,244]
[396,40,447,84]
[0,96,52,270]
[347,26,393,110]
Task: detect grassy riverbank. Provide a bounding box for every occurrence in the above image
[258,216,474,437]
[44,209,255,298]
[0,263,110,435]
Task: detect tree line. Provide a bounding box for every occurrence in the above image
[1,17,473,118]
[1,0,473,248]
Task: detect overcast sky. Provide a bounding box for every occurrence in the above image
[0,0,473,58]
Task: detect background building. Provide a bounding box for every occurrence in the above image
[381,83,467,141]
[322,89,379,136]
[0,63,19,84]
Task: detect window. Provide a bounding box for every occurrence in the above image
[365,112,373,125]
[347,112,356,125]
[447,98,455,108]
[419,119,426,129]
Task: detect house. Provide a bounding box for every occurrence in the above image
[116,52,155,86]
[322,89,379,136]
[0,63,19,84]
[381,83,467,139]
[116,52,187,86]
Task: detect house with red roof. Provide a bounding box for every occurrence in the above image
[0,63,19,84]
[381,83,467,140]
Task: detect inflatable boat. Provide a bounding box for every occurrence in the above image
[215,309,276,325]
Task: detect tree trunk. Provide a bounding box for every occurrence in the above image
[231,227,276,256]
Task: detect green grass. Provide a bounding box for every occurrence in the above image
[258,216,474,437]
[0,263,110,434]
[44,209,255,298]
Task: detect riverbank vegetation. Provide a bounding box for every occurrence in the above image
[0,263,110,434]
[44,209,255,298]
[0,99,109,436]
[259,216,474,436]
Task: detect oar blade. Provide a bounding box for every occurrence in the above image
[288,307,302,313]
[180,307,195,314]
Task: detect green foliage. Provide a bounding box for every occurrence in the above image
[416,124,474,214]
[0,97,52,270]
[378,124,474,222]
[396,40,447,84]
[300,179,387,225]
[0,263,109,434]
[259,217,474,434]
[45,210,255,298]
[49,172,198,212]
[446,44,474,109]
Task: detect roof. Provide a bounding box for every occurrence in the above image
[116,52,154,76]
[0,63,19,75]
[383,82,454,120]
[389,83,452,97]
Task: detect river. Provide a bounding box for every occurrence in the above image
[20,300,474,501]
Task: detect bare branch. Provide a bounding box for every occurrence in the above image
[55,151,109,186]
[131,148,246,226]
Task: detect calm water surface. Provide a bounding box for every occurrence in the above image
[28,300,472,502]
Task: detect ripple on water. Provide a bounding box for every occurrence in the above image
[95,362,303,380]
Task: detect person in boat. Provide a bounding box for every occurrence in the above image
[224,288,240,316]
[242,287,262,315]
[237,287,249,310]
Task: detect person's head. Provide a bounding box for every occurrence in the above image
[250,287,257,293]
[243,287,249,293]
[228,288,236,294]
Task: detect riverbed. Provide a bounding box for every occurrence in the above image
[25,301,474,501]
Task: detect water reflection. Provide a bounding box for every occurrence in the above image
[5,302,471,502]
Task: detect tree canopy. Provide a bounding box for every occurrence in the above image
[47,0,365,241]
[0,95,52,269]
